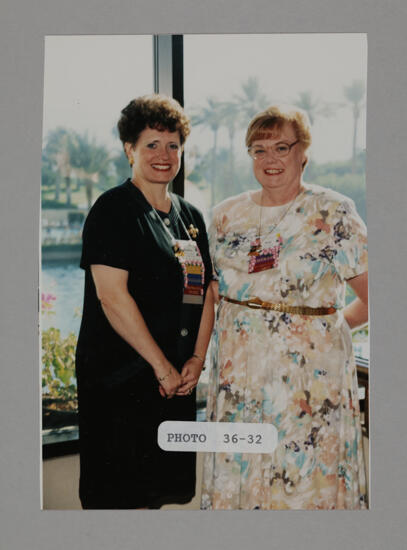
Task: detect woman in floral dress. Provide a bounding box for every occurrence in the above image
[201,105,368,510]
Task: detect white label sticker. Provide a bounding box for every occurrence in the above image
[157,421,278,454]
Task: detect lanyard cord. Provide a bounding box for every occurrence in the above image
[150,197,192,246]
[258,185,304,242]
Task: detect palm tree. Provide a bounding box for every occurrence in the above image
[220,101,240,184]
[191,97,224,207]
[44,127,76,205]
[234,77,269,126]
[70,133,111,210]
[292,90,336,126]
[343,80,366,172]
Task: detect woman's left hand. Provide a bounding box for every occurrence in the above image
[176,356,204,396]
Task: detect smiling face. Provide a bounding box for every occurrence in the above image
[126,127,182,186]
[250,122,307,198]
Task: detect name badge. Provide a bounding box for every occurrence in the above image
[248,234,282,274]
[174,239,205,304]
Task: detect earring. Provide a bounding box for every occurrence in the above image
[129,158,134,167]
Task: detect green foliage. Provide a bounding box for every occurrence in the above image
[189,147,257,205]
[352,326,369,341]
[311,173,366,223]
[41,150,58,188]
[234,76,269,122]
[344,80,366,108]
[70,132,110,175]
[41,125,131,210]
[112,150,132,185]
[306,151,366,179]
[188,80,367,219]
[187,169,203,183]
[42,328,77,401]
[190,81,271,207]
[42,79,367,213]
[292,90,338,126]
[343,80,366,168]
[190,147,367,223]
[296,151,367,222]
[42,127,112,210]
[42,199,78,209]
[191,97,224,132]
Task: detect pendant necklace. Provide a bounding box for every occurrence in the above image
[248,186,304,274]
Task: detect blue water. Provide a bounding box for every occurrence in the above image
[41,262,84,337]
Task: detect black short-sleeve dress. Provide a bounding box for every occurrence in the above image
[75,179,212,509]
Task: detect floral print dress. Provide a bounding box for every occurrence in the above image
[201,183,368,510]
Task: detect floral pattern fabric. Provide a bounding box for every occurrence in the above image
[201,183,368,510]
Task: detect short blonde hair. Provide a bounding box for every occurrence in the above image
[245,104,312,151]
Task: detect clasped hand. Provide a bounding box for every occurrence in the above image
[157,356,203,399]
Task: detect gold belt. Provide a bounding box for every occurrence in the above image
[219,295,336,316]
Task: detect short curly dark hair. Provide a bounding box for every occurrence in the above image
[117,94,191,148]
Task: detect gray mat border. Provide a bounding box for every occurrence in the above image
[1,0,406,549]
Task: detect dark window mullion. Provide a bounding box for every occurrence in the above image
[171,35,184,196]
[153,35,185,196]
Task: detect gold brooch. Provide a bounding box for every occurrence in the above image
[188,224,199,239]
[173,243,184,257]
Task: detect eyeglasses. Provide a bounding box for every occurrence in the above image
[248,140,299,160]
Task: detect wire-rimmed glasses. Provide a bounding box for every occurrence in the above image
[248,140,299,160]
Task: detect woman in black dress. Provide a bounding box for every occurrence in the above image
[75,94,214,509]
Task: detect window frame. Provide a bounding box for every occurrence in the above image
[42,34,186,457]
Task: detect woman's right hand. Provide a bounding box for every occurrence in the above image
[154,363,182,399]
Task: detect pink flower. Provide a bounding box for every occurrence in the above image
[41,292,56,314]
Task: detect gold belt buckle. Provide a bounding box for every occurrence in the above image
[246,297,264,309]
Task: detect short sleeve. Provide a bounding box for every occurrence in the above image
[80,192,132,271]
[331,198,368,281]
[208,208,222,277]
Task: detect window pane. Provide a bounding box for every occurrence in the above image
[184,34,367,223]
[183,34,369,383]
[41,36,153,444]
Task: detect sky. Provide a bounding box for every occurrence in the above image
[184,34,367,164]
[43,34,367,164]
[42,35,154,152]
